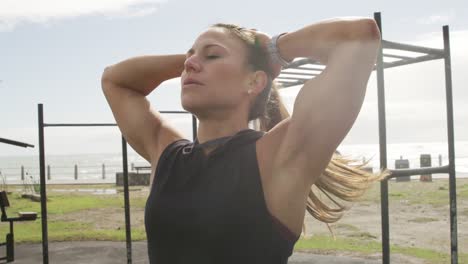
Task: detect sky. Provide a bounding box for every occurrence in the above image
[1,0,467,156]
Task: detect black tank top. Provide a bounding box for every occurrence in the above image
[144,129,299,264]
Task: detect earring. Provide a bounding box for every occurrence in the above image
[247,89,252,94]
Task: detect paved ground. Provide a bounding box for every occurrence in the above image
[11,241,383,264]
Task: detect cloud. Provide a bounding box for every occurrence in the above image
[416,11,455,25]
[0,0,166,31]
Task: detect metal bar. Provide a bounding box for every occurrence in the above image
[279,72,318,78]
[121,136,132,264]
[277,76,312,81]
[0,138,34,148]
[296,65,325,71]
[382,53,414,60]
[382,39,444,56]
[38,104,49,264]
[443,25,458,264]
[277,80,306,88]
[387,165,449,179]
[381,54,443,69]
[284,58,320,68]
[192,115,197,141]
[374,12,390,264]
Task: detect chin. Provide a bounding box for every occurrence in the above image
[181,96,203,116]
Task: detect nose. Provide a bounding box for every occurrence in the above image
[184,55,202,73]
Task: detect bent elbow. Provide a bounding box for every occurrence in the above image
[101,66,117,93]
[357,19,381,42]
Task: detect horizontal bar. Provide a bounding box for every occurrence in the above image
[278,80,306,88]
[383,53,414,60]
[297,65,326,71]
[277,76,311,81]
[382,40,444,56]
[0,137,35,148]
[279,72,318,78]
[43,111,191,127]
[381,54,443,69]
[285,58,322,69]
[387,165,449,179]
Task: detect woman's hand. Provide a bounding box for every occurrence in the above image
[248,29,283,79]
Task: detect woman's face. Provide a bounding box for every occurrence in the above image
[180,27,254,119]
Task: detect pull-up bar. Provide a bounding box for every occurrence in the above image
[37,104,197,264]
[0,137,34,148]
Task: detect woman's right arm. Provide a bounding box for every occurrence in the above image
[101,54,186,164]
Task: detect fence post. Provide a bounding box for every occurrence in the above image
[395,156,410,182]
[21,166,25,181]
[420,154,432,182]
[47,165,51,180]
[74,165,78,180]
[102,164,106,179]
[439,154,443,166]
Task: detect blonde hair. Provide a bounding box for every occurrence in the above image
[212,23,390,234]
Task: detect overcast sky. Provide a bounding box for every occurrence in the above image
[1,0,467,156]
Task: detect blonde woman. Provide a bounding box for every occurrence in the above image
[102,17,388,264]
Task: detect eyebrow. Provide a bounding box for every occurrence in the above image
[186,44,225,56]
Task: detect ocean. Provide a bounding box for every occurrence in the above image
[0,141,467,185]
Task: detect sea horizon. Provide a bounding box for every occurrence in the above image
[1,140,467,184]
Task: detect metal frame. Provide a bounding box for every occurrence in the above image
[37,104,196,264]
[277,11,458,264]
[33,11,458,264]
[0,138,34,148]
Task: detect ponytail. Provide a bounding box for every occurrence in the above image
[259,83,289,131]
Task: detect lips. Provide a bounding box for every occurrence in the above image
[183,78,204,86]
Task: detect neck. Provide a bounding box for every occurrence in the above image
[196,115,249,144]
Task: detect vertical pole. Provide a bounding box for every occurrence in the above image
[47,165,51,180]
[443,25,458,264]
[122,136,132,264]
[38,104,49,264]
[21,166,24,181]
[192,115,198,141]
[374,12,390,264]
[102,164,106,180]
[74,165,78,180]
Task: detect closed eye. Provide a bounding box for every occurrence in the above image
[206,55,220,59]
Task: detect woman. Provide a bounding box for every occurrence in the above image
[102,17,389,264]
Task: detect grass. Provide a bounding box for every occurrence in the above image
[7,220,147,243]
[361,178,467,207]
[295,236,468,264]
[0,188,149,243]
[1,180,467,263]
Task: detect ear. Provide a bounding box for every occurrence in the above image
[247,71,268,95]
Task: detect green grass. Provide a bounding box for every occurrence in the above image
[295,236,468,264]
[0,190,148,243]
[361,179,468,207]
[3,220,147,243]
[1,180,467,263]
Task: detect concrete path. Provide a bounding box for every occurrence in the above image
[12,241,383,263]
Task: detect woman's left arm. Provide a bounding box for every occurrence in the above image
[271,18,381,189]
